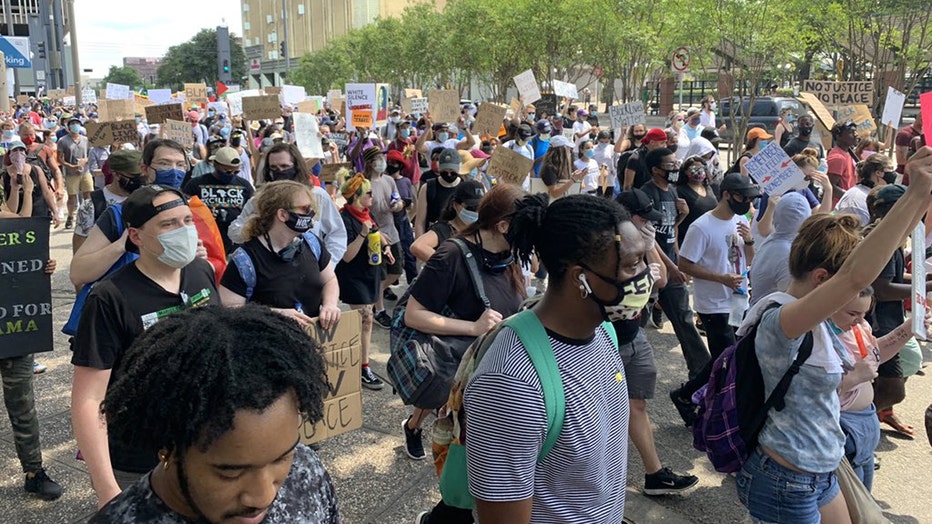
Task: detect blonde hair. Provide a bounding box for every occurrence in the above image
[792,147,819,169]
[788,213,862,279]
[242,180,317,240]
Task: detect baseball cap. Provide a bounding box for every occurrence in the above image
[720,173,762,198]
[437,148,461,172]
[549,135,572,149]
[453,180,485,208]
[470,149,490,160]
[686,107,701,118]
[746,127,773,141]
[210,146,241,167]
[617,189,662,222]
[123,185,188,253]
[535,120,553,134]
[831,120,858,137]
[187,110,200,121]
[8,140,26,151]
[576,109,588,117]
[641,128,668,145]
[108,149,142,176]
[386,149,406,165]
[872,184,906,211]
[517,124,534,140]
[67,116,82,126]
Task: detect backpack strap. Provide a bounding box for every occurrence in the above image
[230,247,257,300]
[449,237,491,309]
[764,330,814,412]
[502,310,565,463]
[601,321,617,348]
[301,231,323,261]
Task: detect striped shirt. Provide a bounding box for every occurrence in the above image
[464,325,629,523]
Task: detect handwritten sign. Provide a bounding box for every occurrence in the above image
[835,105,876,136]
[801,80,873,106]
[912,222,927,341]
[15,95,29,105]
[47,88,66,99]
[403,88,422,99]
[402,97,428,115]
[798,92,836,131]
[351,110,373,128]
[147,88,172,105]
[297,98,322,114]
[327,89,342,108]
[0,218,52,358]
[881,87,906,129]
[475,102,508,137]
[553,80,578,100]
[225,89,262,117]
[208,101,229,117]
[97,99,135,122]
[281,84,307,106]
[510,97,523,117]
[609,101,646,129]
[535,94,558,117]
[744,143,805,196]
[110,120,139,146]
[513,69,541,104]
[329,132,348,149]
[299,310,363,444]
[242,95,282,120]
[85,121,113,148]
[264,86,282,96]
[319,162,351,182]
[487,144,534,185]
[428,89,460,124]
[294,112,324,159]
[105,82,131,100]
[183,83,209,105]
[145,103,184,125]
[163,119,194,150]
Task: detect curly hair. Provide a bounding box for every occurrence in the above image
[508,193,631,283]
[101,305,328,454]
[242,180,318,240]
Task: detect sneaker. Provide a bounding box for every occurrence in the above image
[33,361,47,374]
[415,511,430,524]
[383,288,399,301]
[402,418,426,460]
[643,466,699,496]
[361,367,384,390]
[374,310,393,329]
[64,216,74,230]
[24,467,63,501]
[669,385,697,427]
[649,306,664,329]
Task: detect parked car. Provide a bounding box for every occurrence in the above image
[718,96,803,141]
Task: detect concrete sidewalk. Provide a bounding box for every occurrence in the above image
[1,226,930,523]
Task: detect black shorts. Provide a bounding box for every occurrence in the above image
[877,352,902,379]
[381,243,404,277]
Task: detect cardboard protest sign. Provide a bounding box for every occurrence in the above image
[319,162,352,182]
[184,83,209,105]
[510,97,523,116]
[474,103,508,137]
[294,112,324,159]
[513,69,541,104]
[329,132,349,149]
[164,119,194,150]
[299,310,363,444]
[47,88,66,99]
[110,120,139,146]
[797,92,836,131]
[135,96,155,110]
[344,83,376,131]
[553,80,578,100]
[801,80,873,106]
[97,99,135,122]
[147,88,172,105]
[920,91,932,144]
[881,87,906,129]
[744,144,805,196]
[912,223,927,341]
[85,121,114,148]
[225,89,263,117]
[264,86,282,96]
[0,218,52,358]
[487,145,534,185]
[401,97,427,115]
[105,82,132,100]
[428,89,460,124]
[145,103,184,125]
[66,85,75,96]
[403,88,422,100]
[535,94,558,117]
[242,95,282,120]
[835,105,876,136]
[281,84,307,106]
[297,99,321,114]
[15,95,28,105]
[375,83,391,126]
[609,101,646,129]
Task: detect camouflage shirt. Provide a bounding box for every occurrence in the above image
[90,444,341,523]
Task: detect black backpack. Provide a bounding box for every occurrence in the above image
[25,148,54,187]
[727,152,753,174]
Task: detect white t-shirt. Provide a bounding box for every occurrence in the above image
[572,121,592,151]
[424,138,460,157]
[834,184,871,226]
[593,143,618,187]
[679,212,750,314]
[699,109,716,129]
[574,158,601,192]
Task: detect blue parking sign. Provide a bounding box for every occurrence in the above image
[0,36,32,69]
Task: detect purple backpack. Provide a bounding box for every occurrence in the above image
[692,309,813,473]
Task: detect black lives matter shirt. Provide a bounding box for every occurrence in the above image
[72,258,218,473]
[183,173,254,253]
[640,181,680,263]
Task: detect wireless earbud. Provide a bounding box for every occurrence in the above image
[578,273,593,293]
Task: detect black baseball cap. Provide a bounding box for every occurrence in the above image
[123,185,188,253]
[720,173,762,199]
[616,189,662,221]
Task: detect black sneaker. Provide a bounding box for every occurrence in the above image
[402,418,427,460]
[384,288,399,301]
[414,511,430,524]
[644,466,699,496]
[64,216,74,230]
[649,306,664,329]
[361,367,384,390]
[374,310,393,329]
[24,467,63,500]
[669,386,697,427]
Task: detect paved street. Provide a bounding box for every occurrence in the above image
[1,226,930,523]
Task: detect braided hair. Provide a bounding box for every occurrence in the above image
[101,305,328,454]
[508,193,631,283]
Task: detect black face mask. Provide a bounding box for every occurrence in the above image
[386,163,403,175]
[668,144,678,153]
[797,125,813,136]
[230,136,242,148]
[118,175,146,194]
[284,210,314,233]
[269,167,297,181]
[728,197,751,216]
[632,133,646,141]
[440,170,460,183]
[882,171,898,185]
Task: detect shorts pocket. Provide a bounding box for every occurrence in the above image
[735,470,753,507]
[781,479,817,499]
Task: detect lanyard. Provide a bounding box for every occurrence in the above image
[852,324,868,359]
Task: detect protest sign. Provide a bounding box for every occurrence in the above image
[145,103,184,125]
[920,91,932,144]
[801,80,873,106]
[15,95,28,105]
[208,101,229,116]
[147,88,172,105]
[797,92,836,131]
[487,144,534,185]
[329,132,349,149]
[403,88,422,99]
[375,83,391,126]
[327,89,342,108]
[510,97,523,116]
[351,110,373,128]
[880,86,906,129]
[134,96,155,110]
[164,119,194,150]
[609,101,646,129]
[225,89,263,117]
[319,162,352,182]
[294,113,324,159]
[562,128,575,141]
[553,80,578,100]
[85,121,113,148]
[744,144,805,196]
[912,223,927,341]
[184,83,209,105]
[513,69,541,104]
[264,86,282,96]
[63,96,75,106]
[82,87,97,104]
[299,310,363,444]
[105,82,131,100]
[97,99,135,122]
[835,105,876,136]
[66,86,75,96]
[344,83,376,131]
[427,89,460,124]
[474,102,508,137]
[535,94,558,117]
[281,84,307,106]
[110,120,139,146]
[0,218,52,358]
[402,97,428,115]
[297,99,322,114]
[242,95,282,120]
[47,88,66,99]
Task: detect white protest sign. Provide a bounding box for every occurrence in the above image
[82,87,97,104]
[881,86,906,129]
[294,112,324,159]
[409,97,428,114]
[744,144,806,196]
[105,82,132,100]
[609,102,646,129]
[147,89,172,104]
[553,80,578,100]
[913,222,927,341]
[282,84,307,106]
[344,83,376,131]
[208,101,229,116]
[327,89,342,108]
[225,89,262,117]
[513,69,541,105]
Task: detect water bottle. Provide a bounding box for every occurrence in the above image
[390,191,401,205]
[367,230,382,265]
[728,285,749,328]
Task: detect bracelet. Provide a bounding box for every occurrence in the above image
[744,238,755,246]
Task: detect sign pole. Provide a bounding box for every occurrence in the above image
[0,52,7,112]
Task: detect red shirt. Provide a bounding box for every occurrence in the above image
[827,146,856,208]
[387,137,421,185]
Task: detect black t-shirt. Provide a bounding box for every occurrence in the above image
[677,183,719,247]
[221,235,331,311]
[424,179,458,229]
[870,248,905,337]
[2,170,50,219]
[639,181,679,262]
[72,258,218,473]
[783,137,824,159]
[429,221,455,245]
[410,238,522,322]
[335,209,381,304]
[611,318,640,346]
[182,173,254,253]
[625,147,652,189]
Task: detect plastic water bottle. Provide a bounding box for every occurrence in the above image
[729,286,749,328]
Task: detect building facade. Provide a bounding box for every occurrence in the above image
[122,57,163,85]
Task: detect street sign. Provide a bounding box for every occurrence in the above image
[0,36,32,69]
[671,46,690,73]
[250,58,261,72]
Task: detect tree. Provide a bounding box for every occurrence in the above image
[101,66,144,88]
[156,28,247,89]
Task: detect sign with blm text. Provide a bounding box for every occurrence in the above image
[0,218,52,358]
[300,310,363,444]
[744,144,805,196]
[609,101,646,129]
[487,145,534,185]
[801,80,874,106]
[184,83,209,105]
[109,120,140,146]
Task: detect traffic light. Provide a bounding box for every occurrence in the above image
[216,25,233,83]
[222,59,230,73]
[37,42,45,59]
[279,42,286,58]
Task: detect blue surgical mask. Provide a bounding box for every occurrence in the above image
[527,113,536,120]
[458,208,478,224]
[3,130,14,138]
[69,124,82,134]
[437,132,449,142]
[758,140,770,150]
[51,135,58,143]
[468,168,478,179]
[585,149,595,159]
[135,116,142,123]
[155,168,186,188]
[400,128,411,138]
[155,225,198,269]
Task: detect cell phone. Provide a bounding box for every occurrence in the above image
[15,174,24,184]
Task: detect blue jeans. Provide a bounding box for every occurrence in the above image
[736,448,840,524]
[840,404,879,491]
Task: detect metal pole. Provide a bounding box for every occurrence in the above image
[51,0,65,87]
[0,52,8,112]
[678,75,683,109]
[38,0,52,88]
[64,0,80,105]
[281,0,290,76]
[3,0,19,95]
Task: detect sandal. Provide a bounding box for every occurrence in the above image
[878,409,915,439]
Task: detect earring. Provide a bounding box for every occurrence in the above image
[579,283,589,299]
[158,451,170,470]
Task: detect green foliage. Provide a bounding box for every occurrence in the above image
[101,66,144,89]
[156,29,247,90]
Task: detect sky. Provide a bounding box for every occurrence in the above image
[74,0,243,77]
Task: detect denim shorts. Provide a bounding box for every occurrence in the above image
[735,448,840,524]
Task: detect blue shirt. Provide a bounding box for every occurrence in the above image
[530,136,550,176]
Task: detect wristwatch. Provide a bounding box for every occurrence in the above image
[744,238,755,246]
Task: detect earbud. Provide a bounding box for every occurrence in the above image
[578,273,593,293]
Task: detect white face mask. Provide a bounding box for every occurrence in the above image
[710,102,717,111]
[372,159,387,173]
[155,225,198,268]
